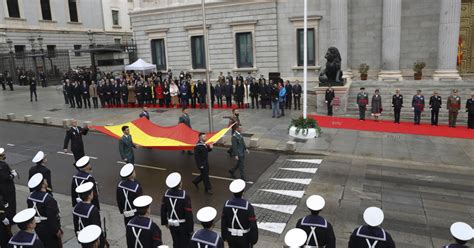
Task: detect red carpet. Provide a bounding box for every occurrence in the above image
[308,115,474,140]
[104,103,244,109]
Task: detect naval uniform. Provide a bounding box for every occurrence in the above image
[190,229,224,248]
[429,95,442,125]
[392,94,403,123]
[116,179,143,226]
[72,201,106,248]
[8,231,44,248]
[63,126,89,162]
[71,171,100,210]
[443,244,469,248]
[221,197,258,248]
[296,214,335,248]
[0,194,12,247]
[126,216,163,247]
[160,188,194,247]
[26,191,61,248]
[0,160,16,224]
[28,164,52,194]
[348,225,395,248]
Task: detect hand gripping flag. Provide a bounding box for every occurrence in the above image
[91,118,231,150]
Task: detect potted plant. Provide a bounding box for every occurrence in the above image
[413,61,426,80]
[288,116,321,139]
[359,63,369,80]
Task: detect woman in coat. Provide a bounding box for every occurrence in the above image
[154,83,164,107]
[170,81,179,107]
[127,81,137,106]
[163,81,171,107]
[371,89,383,121]
[243,81,250,108]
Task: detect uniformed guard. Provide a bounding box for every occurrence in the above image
[444,222,472,248]
[71,156,100,210]
[348,207,396,248]
[116,163,143,226]
[467,92,474,129]
[73,182,107,248]
[296,195,335,248]
[27,173,62,248]
[191,206,224,248]
[161,172,193,248]
[221,179,258,248]
[411,90,425,125]
[429,91,442,126]
[8,208,44,247]
[29,151,52,194]
[77,225,102,248]
[447,89,461,128]
[229,125,249,181]
[126,195,163,247]
[392,89,403,124]
[0,147,17,244]
[283,228,307,248]
[357,87,369,120]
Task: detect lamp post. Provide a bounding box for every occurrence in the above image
[6,38,17,84]
[87,29,97,80]
[28,36,39,81]
[37,35,46,76]
[201,0,213,132]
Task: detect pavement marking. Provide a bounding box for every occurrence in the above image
[280,168,318,174]
[257,222,286,234]
[287,159,322,164]
[116,161,166,171]
[191,173,254,184]
[252,204,297,214]
[270,178,312,185]
[57,151,98,160]
[258,189,305,198]
[6,144,15,147]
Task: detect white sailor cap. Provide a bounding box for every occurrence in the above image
[229,179,246,193]
[306,195,325,211]
[120,163,135,178]
[284,228,307,247]
[450,222,473,241]
[363,206,384,227]
[13,208,36,224]
[77,225,102,244]
[196,206,217,223]
[158,246,170,248]
[75,182,94,194]
[133,195,153,208]
[32,151,45,163]
[28,173,43,189]
[165,172,181,188]
[75,156,90,168]
[0,148,4,155]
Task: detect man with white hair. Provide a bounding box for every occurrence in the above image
[64,119,89,162]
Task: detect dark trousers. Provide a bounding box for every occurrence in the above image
[414,109,421,124]
[251,96,259,109]
[7,81,13,90]
[358,105,366,120]
[285,96,292,109]
[190,96,196,108]
[431,108,439,125]
[192,167,211,191]
[63,92,69,104]
[217,96,223,107]
[199,96,206,108]
[30,90,37,101]
[122,97,128,106]
[114,97,121,106]
[261,98,266,109]
[327,101,333,116]
[448,111,458,127]
[92,97,99,108]
[227,235,252,248]
[75,96,82,108]
[230,157,246,181]
[394,107,401,123]
[72,148,85,162]
[170,226,191,248]
[41,80,47,88]
[158,99,164,107]
[226,96,232,107]
[181,97,188,109]
[1,82,5,90]
[294,96,300,110]
[0,223,11,248]
[36,224,61,248]
[279,101,285,116]
[237,98,243,108]
[468,112,474,129]
[99,97,105,107]
[83,96,91,108]
[68,95,75,107]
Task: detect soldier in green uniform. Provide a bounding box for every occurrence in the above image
[229,125,249,181]
[356,87,369,120]
[447,89,461,128]
[119,126,137,164]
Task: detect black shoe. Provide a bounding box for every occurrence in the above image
[192,181,199,189]
[228,170,235,178]
[187,151,194,155]
[205,190,214,195]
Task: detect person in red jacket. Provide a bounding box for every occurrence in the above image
[155,83,164,107]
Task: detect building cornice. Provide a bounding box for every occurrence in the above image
[0,26,132,35]
[184,24,210,30]
[288,15,323,22]
[229,21,258,27]
[145,28,169,34]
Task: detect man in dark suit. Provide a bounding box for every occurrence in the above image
[293,80,302,110]
[225,80,233,108]
[63,119,89,162]
[285,81,293,110]
[429,90,442,126]
[29,75,38,102]
[192,133,213,194]
[119,125,137,164]
[66,80,75,108]
[198,80,207,109]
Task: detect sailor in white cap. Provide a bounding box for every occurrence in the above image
[0,147,18,246]
[190,206,224,248]
[126,195,163,247]
[29,151,52,194]
[221,179,258,248]
[77,225,102,248]
[73,182,107,247]
[444,222,473,247]
[8,208,44,247]
[71,156,100,210]
[116,163,143,227]
[283,228,307,248]
[63,119,89,162]
[160,172,193,248]
[348,206,395,248]
[27,173,62,247]
[295,195,335,248]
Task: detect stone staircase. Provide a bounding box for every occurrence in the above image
[345,80,474,124]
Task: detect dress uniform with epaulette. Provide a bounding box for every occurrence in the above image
[27,174,62,248]
[0,147,17,245]
[8,208,44,248]
[447,90,461,128]
[161,173,193,248]
[28,151,52,194]
[412,91,425,125]
[221,179,258,248]
[283,228,307,248]
[296,195,335,248]
[71,156,100,210]
[191,207,224,248]
[357,88,369,120]
[443,222,472,248]
[392,92,403,124]
[116,163,143,226]
[126,195,163,247]
[73,182,106,248]
[77,225,102,248]
[429,92,442,126]
[348,207,396,248]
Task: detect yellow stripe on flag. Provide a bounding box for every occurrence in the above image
[207,127,232,144]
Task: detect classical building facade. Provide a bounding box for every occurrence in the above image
[130,0,465,83]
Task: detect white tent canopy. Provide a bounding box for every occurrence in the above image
[125,59,156,71]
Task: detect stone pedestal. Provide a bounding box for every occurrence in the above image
[43,117,51,125]
[378,70,403,81]
[315,82,352,115]
[7,113,15,121]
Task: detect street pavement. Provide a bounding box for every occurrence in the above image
[1,86,474,247]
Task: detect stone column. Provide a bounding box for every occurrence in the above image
[433,0,462,81]
[330,0,352,82]
[378,0,403,81]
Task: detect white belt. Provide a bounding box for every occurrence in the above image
[124,209,136,218]
[35,216,48,223]
[304,246,326,248]
[228,228,250,236]
[168,219,186,227]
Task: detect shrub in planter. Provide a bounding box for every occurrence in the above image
[413,61,426,80]
[289,116,321,137]
[359,63,369,80]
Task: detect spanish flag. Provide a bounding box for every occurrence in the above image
[91,118,231,150]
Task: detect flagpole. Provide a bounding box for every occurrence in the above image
[303,0,308,119]
[202,0,214,132]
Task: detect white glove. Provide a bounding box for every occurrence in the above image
[11,170,17,178]
[2,218,9,226]
[76,197,82,203]
[325,101,328,103]
[412,107,415,110]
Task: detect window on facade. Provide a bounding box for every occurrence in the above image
[112,10,119,26]
[235,32,253,68]
[68,0,79,22]
[151,39,166,70]
[297,28,316,66]
[191,36,206,69]
[7,0,20,18]
[40,0,52,20]
[114,38,121,45]
[73,45,82,56]
[47,45,56,57]
[14,45,25,56]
